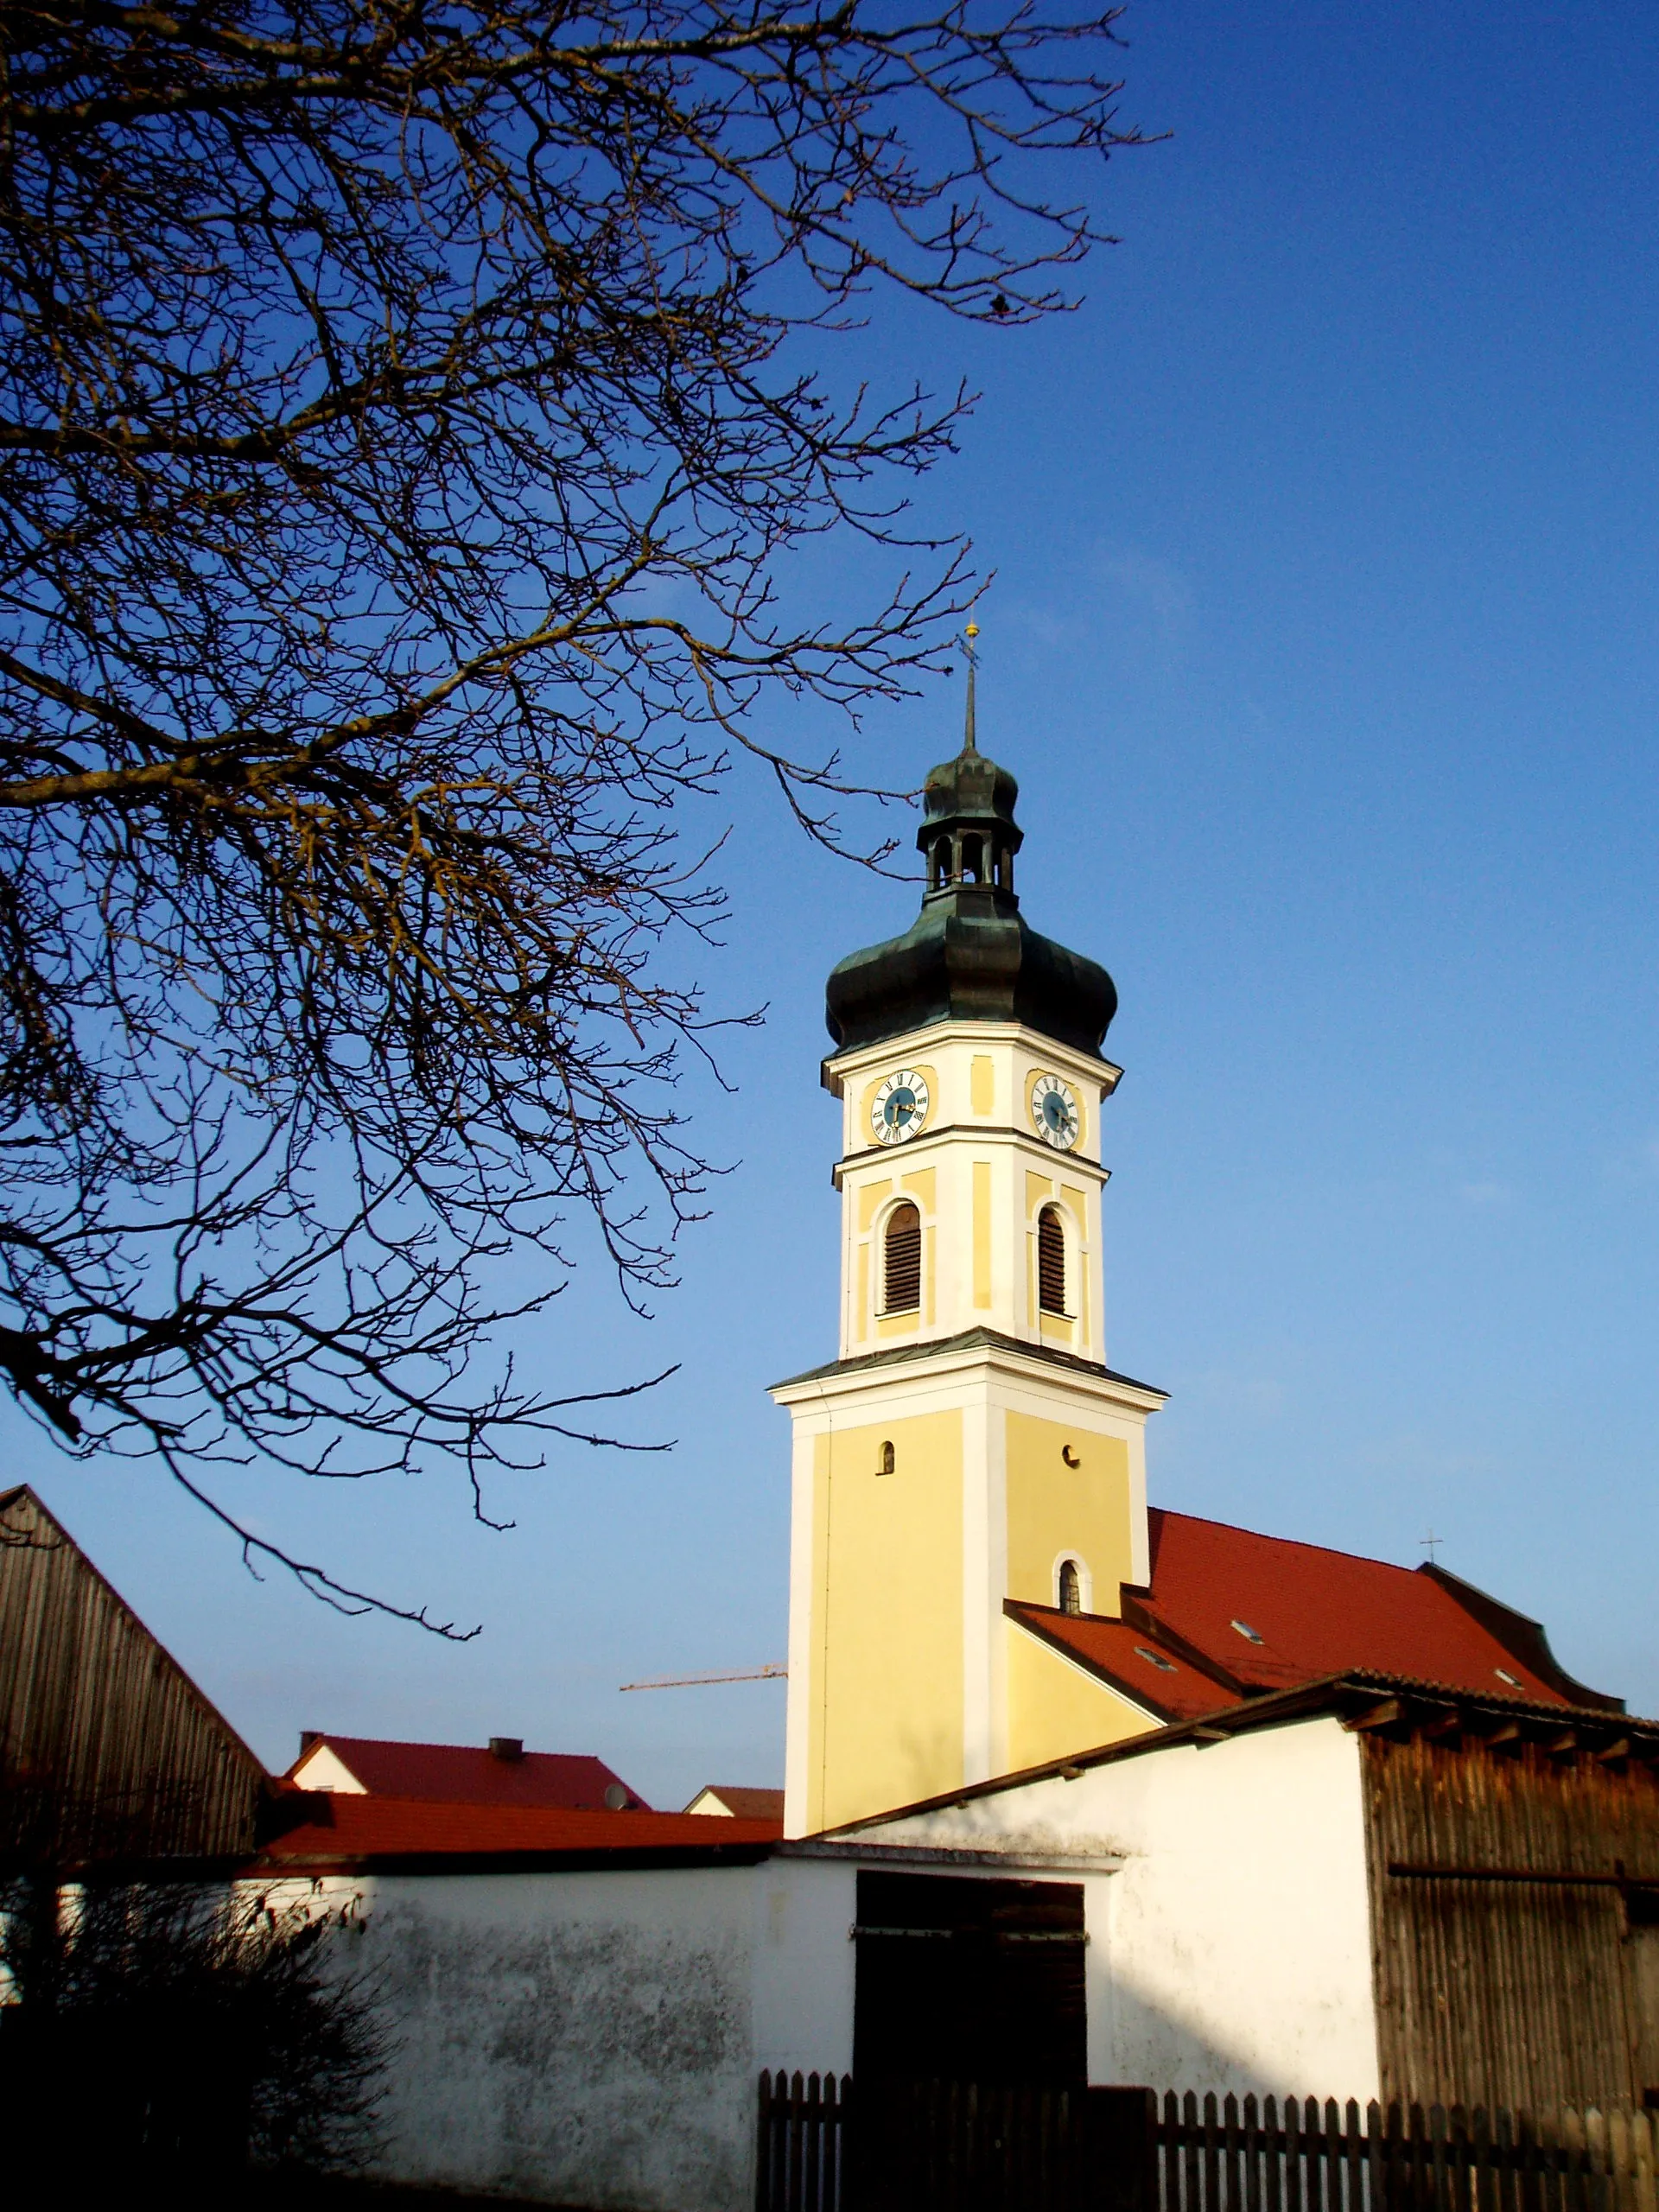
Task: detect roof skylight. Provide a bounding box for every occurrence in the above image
[1230,1619,1264,1644]
[1135,1646,1177,1673]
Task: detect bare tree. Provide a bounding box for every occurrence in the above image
[0,0,1144,1619]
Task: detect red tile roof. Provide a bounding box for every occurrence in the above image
[285,1735,648,1810]
[252,1792,782,1872]
[1010,1508,1619,1717]
[1007,1606,1243,1723]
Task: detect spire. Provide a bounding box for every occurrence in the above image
[823,665,1118,1056]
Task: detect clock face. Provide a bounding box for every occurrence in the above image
[871,1068,931,1145]
[1030,1073,1080,1151]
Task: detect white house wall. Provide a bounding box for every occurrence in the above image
[853,1716,1382,2103]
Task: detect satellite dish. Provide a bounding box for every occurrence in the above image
[603,1783,629,1811]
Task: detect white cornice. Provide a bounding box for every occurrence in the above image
[821,1020,1123,1102]
[769,1330,1168,1418]
[831,1121,1112,1192]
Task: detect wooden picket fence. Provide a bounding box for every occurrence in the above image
[1154,2093,1659,2212]
[756,2075,1659,2212]
[756,2069,1150,2212]
[757,2069,851,2212]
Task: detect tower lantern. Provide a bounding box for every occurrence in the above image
[771,658,1167,1837]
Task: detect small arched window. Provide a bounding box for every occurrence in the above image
[882,1202,921,1315]
[879,1440,895,1477]
[1058,1559,1082,1616]
[1038,1205,1067,1316]
[961,835,983,883]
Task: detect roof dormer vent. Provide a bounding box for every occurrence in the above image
[488,1736,524,1762]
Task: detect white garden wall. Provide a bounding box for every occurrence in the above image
[260,1855,859,2212]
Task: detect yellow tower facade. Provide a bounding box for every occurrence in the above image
[772,685,1168,1837]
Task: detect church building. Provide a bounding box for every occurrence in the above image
[772,667,1614,1840]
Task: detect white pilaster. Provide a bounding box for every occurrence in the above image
[783,1418,819,1840]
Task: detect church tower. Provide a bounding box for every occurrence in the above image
[772,650,1170,1838]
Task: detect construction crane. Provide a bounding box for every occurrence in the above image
[618,1663,787,1692]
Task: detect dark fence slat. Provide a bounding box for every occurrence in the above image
[1368,2101,1388,2212]
[1431,2107,1452,2212]
[1343,2103,1362,2212]
[1331,2101,1348,2212]
[1205,2093,1222,2212]
[1318,2097,1335,2212]
[1288,2093,1306,2212]
[1245,2096,1263,2212]
[1224,2094,1241,2212]
[1194,2096,1211,2212]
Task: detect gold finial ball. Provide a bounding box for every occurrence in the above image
[965,620,979,640]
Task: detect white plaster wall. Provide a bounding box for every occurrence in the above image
[251,1859,861,2212]
[752,1855,857,2076]
[347,1867,762,2209]
[853,1717,1382,2102]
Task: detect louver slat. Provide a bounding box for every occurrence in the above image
[883,1204,922,1314]
[1038,1208,1066,1316]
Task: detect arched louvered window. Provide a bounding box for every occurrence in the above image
[1038,1205,1067,1316]
[882,1202,922,1315]
[879,1440,895,1477]
[1058,1559,1082,1616]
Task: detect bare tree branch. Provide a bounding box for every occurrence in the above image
[0,0,1147,1616]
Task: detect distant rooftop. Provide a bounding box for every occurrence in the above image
[285,1733,650,1812]
[683,1785,785,1821]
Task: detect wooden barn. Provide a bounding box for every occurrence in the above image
[0,1484,264,1870]
[1363,1682,1659,2110]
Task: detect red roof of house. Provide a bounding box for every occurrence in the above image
[284,1735,648,1811]
[1011,1508,1618,1719]
[252,1792,782,1872]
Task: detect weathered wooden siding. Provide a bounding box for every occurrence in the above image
[1364,1726,1659,2109]
[0,1485,264,1866]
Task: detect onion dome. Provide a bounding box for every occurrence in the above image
[825,652,1117,1059]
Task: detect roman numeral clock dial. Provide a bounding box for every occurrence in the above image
[871,1069,930,1145]
[1030,1073,1080,1150]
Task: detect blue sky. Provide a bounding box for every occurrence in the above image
[8,1,1659,1808]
